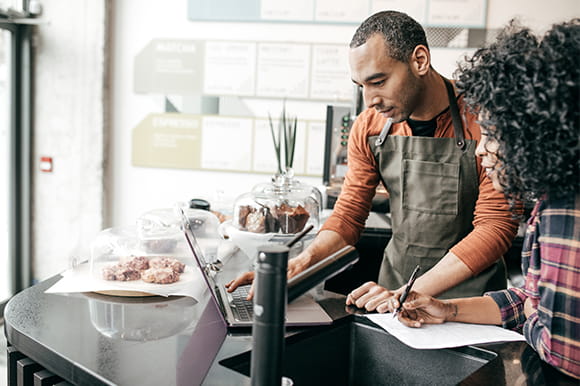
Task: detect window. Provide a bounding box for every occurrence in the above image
[0,1,34,315]
[0,28,12,304]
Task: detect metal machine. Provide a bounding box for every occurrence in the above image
[323,86,362,208]
[322,86,389,211]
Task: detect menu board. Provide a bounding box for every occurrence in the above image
[132,113,325,176]
[135,39,352,102]
[188,0,488,27]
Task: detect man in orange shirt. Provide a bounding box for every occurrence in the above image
[228,11,519,309]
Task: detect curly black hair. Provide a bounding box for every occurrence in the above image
[350,10,429,62]
[456,19,580,206]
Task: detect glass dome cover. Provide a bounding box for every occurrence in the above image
[233,170,321,234]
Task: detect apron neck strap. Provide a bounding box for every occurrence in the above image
[442,76,466,150]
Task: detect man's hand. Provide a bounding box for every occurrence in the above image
[225,255,312,300]
[287,254,311,279]
[345,281,405,313]
[225,271,255,298]
[225,230,346,300]
[397,291,453,327]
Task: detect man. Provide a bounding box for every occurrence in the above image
[227,11,519,310]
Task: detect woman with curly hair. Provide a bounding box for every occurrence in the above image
[397,19,580,380]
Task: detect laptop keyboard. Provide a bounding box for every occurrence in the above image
[230,285,254,322]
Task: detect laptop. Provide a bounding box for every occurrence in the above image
[180,210,337,328]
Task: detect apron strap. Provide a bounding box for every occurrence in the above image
[442,77,466,150]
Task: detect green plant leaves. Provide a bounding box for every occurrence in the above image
[268,101,297,174]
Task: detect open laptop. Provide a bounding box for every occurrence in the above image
[180,210,337,328]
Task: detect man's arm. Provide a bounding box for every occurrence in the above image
[450,159,520,275]
[225,230,348,296]
[409,251,472,297]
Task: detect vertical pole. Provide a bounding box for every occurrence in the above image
[250,244,288,386]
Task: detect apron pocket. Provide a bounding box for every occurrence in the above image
[405,243,448,276]
[402,159,459,215]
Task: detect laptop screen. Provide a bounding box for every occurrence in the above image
[179,208,226,320]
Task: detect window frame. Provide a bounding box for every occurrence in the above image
[0,16,33,316]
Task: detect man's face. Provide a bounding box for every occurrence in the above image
[349,33,422,123]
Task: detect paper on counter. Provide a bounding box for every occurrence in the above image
[45,263,208,300]
[365,313,525,349]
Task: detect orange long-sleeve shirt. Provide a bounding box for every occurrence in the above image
[321,97,519,275]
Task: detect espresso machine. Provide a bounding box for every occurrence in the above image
[323,86,389,212]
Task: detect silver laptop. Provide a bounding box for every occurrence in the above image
[180,211,334,328]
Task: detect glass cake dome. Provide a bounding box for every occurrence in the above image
[232,170,321,235]
[89,207,192,284]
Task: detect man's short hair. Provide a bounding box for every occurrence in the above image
[350,10,429,62]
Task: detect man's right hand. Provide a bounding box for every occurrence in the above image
[225,255,311,300]
[225,230,347,300]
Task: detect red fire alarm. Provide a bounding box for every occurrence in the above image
[40,156,53,172]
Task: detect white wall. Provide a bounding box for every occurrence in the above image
[109,0,357,229]
[31,0,579,282]
[109,0,579,226]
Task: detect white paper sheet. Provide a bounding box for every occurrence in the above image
[45,263,208,300]
[310,44,352,101]
[371,0,427,24]
[366,313,525,349]
[261,0,314,20]
[256,43,310,98]
[200,116,253,171]
[427,0,487,27]
[305,122,325,175]
[203,41,256,96]
[314,0,369,22]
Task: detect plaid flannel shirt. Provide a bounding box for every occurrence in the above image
[486,193,580,379]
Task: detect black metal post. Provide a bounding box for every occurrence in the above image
[250,244,289,386]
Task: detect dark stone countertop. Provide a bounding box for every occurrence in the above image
[4,250,576,386]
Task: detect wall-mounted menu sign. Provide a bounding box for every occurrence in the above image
[134,39,352,101]
[132,113,326,176]
[132,113,202,169]
[188,0,488,28]
[134,40,204,94]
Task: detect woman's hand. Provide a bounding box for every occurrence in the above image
[523,297,536,318]
[397,291,455,327]
[346,282,405,313]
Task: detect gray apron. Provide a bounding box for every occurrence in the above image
[369,78,506,299]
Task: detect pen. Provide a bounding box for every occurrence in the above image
[393,265,421,318]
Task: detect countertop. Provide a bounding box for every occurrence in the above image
[4,244,575,385]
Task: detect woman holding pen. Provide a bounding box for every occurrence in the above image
[397,19,579,380]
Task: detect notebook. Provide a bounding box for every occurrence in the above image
[180,210,334,328]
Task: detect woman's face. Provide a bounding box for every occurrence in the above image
[475,124,503,192]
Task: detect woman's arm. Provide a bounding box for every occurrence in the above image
[399,292,502,327]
